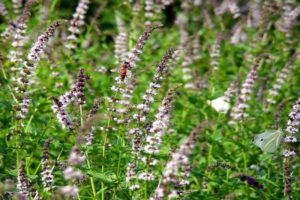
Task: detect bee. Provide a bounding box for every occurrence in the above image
[119,61,130,81]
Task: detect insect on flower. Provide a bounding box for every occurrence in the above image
[119,61,130,80]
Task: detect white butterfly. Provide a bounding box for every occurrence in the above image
[253,129,284,153]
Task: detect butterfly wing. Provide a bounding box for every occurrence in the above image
[253,130,283,153]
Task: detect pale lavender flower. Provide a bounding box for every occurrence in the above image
[247,0,262,28]
[0,1,7,16]
[60,185,78,197]
[285,97,300,136]
[5,0,35,62]
[151,123,205,199]
[12,0,22,14]
[66,0,90,49]
[63,166,83,180]
[144,0,154,25]
[68,146,86,165]
[126,162,137,182]
[17,162,29,200]
[138,172,155,181]
[41,139,54,191]
[231,23,247,45]
[276,5,300,35]
[114,15,128,63]
[266,56,295,105]
[230,57,263,122]
[138,88,176,182]
[51,97,74,130]
[282,95,299,199]
[175,13,189,48]
[192,35,201,61]
[210,33,223,71]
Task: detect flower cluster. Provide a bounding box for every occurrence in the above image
[66,0,90,49]
[143,88,176,155]
[158,0,174,9]
[6,0,35,63]
[236,174,264,190]
[29,182,41,200]
[283,96,300,158]
[12,0,22,14]
[114,15,128,64]
[61,146,85,197]
[175,13,189,49]
[60,185,79,198]
[283,159,292,197]
[214,0,240,19]
[51,97,74,130]
[17,162,29,200]
[0,1,7,16]
[144,0,154,25]
[231,23,247,45]
[83,100,100,145]
[151,123,204,199]
[51,68,86,129]
[192,35,201,61]
[210,33,223,71]
[230,57,262,122]
[266,56,295,105]
[276,5,300,36]
[41,139,54,191]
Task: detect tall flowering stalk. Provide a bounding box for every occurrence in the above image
[151,122,211,199]
[0,1,7,16]
[110,24,162,124]
[126,49,176,190]
[12,0,22,14]
[138,87,177,182]
[247,0,262,28]
[51,68,87,130]
[231,23,247,45]
[66,0,90,50]
[60,146,86,198]
[83,99,101,145]
[175,13,189,49]
[210,33,223,71]
[17,162,29,200]
[214,0,240,18]
[230,57,263,122]
[51,97,74,130]
[192,35,201,61]
[14,20,65,120]
[114,15,128,64]
[282,96,300,198]
[41,139,54,191]
[144,0,155,25]
[3,0,35,63]
[276,5,300,36]
[266,55,296,106]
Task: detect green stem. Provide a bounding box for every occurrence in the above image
[86,153,96,197]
